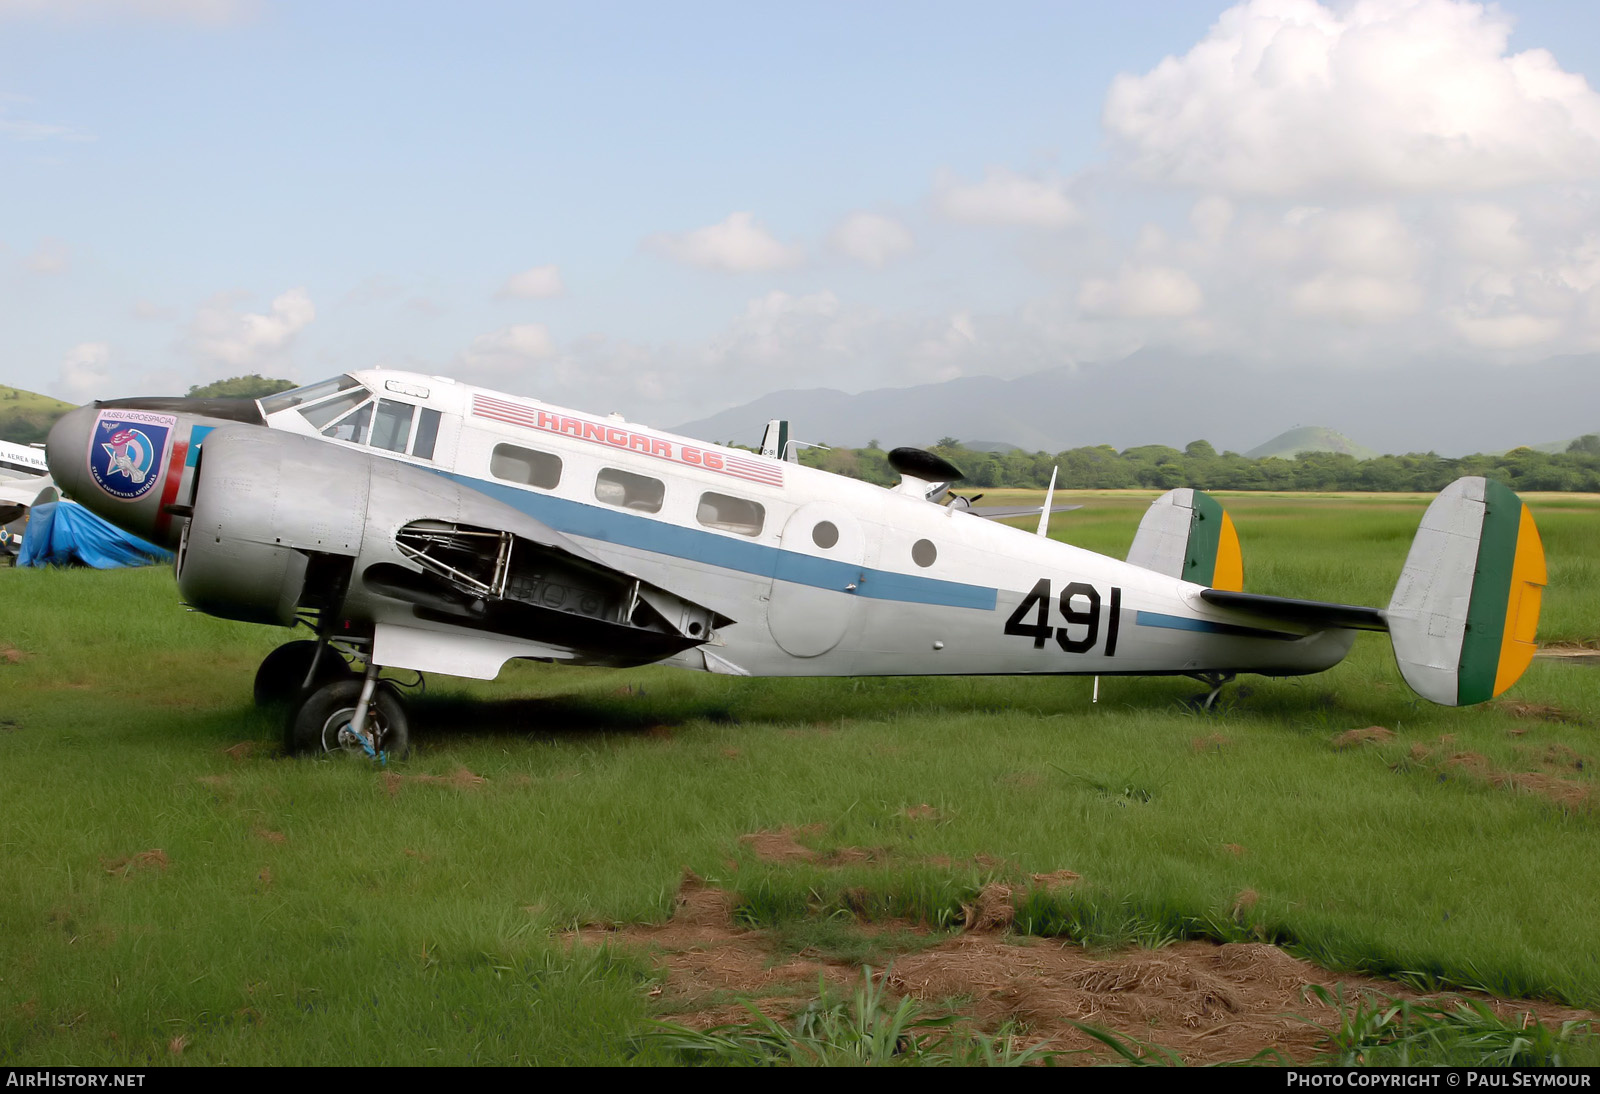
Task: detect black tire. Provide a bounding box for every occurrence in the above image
[286,678,410,760]
[254,641,354,707]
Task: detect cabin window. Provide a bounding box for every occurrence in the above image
[595,467,663,513]
[261,374,360,415]
[301,390,370,431]
[812,521,838,549]
[413,408,442,460]
[698,492,765,537]
[321,402,373,444]
[371,399,414,453]
[912,538,937,567]
[492,444,562,489]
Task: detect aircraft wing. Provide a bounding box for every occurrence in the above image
[965,502,1082,521]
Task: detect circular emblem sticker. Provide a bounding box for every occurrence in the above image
[89,412,175,501]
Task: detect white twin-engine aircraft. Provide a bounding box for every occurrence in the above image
[45,370,1547,760]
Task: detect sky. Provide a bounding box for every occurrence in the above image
[4,0,1600,438]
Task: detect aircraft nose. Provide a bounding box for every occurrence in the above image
[45,404,99,501]
[46,403,186,547]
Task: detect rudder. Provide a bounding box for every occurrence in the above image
[1386,477,1545,706]
[1126,488,1244,591]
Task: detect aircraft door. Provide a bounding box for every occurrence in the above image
[767,502,866,657]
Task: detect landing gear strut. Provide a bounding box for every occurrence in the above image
[286,672,411,760]
[1186,671,1237,711]
[258,637,413,760]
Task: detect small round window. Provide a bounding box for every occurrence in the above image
[812,521,839,549]
[912,539,937,567]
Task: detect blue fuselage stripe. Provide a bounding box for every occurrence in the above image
[443,472,999,612]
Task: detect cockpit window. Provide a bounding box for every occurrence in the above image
[371,399,413,453]
[322,402,373,444]
[301,390,371,430]
[413,408,441,460]
[260,375,360,416]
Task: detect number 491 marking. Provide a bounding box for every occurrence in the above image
[1003,578,1121,656]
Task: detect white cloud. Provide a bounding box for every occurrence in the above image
[466,323,555,361]
[1289,272,1422,322]
[497,264,565,300]
[457,323,557,386]
[56,342,112,403]
[1448,202,1530,266]
[1104,0,1600,195]
[0,96,93,142]
[1449,311,1564,349]
[25,237,68,274]
[828,212,914,267]
[1079,265,1203,318]
[187,287,315,368]
[1189,196,1234,246]
[933,167,1079,228]
[646,212,804,273]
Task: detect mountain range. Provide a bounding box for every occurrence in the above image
[674,349,1600,458]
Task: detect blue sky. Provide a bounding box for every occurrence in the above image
[4,0,1600,433]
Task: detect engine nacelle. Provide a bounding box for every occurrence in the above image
[176,425,371,626]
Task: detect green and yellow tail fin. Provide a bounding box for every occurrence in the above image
[1386,478,1546,706]
[1126,488,1244,591]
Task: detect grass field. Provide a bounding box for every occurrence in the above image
[1,490,1597,1065]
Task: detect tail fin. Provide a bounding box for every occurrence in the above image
[759,419,791,461]
[1126,488,1244,591]
[1386,477,1545,706]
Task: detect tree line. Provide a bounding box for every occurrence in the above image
[792,436,1600,493]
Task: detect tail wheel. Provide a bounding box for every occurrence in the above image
[253,640,354,706]
[286,678,410,759]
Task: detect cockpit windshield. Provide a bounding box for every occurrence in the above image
[259,375,362,416]
[269,375,442,462]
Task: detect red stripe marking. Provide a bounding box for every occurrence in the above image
[152,439,188,543]
[470,395,785,489]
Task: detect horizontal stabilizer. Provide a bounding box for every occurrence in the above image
[1126,488,1243,590]
[1386,477,1545,706]
[1200,589,1388,633]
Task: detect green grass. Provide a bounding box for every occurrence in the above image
[1,491,1598,1064]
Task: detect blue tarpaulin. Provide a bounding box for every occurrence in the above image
[16,501,174,569]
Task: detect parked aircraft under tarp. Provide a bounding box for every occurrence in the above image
[16,500,174,569]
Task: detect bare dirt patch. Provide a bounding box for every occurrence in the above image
[739,828,888,868]
[1029,869,1081,890]
[740,828,818,863]
[0,646,28,664]
[1403,738,1593,812]
[223,742,255,762]
[1333,725,1394,749]
[1495,700,1585,724]
[382,767,488,796]
[575,874,1597,1065]
[103,849,169,876]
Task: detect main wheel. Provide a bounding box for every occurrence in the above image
[254,641,354,706]
[286,678,410,759]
